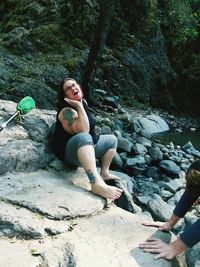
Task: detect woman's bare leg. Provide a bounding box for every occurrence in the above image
[100,148,120,180]
[77,145,122,199]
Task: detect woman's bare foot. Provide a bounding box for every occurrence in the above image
[91,182,123,199]
[100,170,120,181]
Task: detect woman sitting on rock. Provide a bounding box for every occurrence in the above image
[52,77,123,200]
[139,160,200,260]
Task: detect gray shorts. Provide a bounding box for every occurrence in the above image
[64,132,117,167]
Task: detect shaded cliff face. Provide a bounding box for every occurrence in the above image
[0,0,199,115]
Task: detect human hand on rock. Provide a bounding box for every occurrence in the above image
[139,238,175,260]
[142,221,172,232]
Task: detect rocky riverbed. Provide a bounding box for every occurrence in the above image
[90,97,200,267]
[0,98,199,267]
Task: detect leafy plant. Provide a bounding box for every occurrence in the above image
[127,97,148,110]
[159,0,199,45]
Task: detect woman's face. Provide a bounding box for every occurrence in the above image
[63,79,83,101]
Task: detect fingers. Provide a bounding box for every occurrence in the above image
[139,241,157,248]
[139,238,162,249]
[64,98,81,110]
[146,238,160,242]
[65,97,78,103]
[139,240,165,257]
[141,221,170,233]
[154,254,162,260]
[139,237,173,260]
[64,98,75,104]
[142,223,160,228]
[142,221,163,228]
[143,248,161,254]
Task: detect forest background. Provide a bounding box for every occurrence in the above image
[0,0,199,116]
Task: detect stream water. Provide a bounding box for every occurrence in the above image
[153,128,200,151]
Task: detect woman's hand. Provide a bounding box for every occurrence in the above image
[64,98,82,109]
[142,221,173,232]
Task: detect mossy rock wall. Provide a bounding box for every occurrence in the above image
[0,0,199,115]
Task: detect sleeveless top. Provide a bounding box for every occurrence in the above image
[52,99,99,161]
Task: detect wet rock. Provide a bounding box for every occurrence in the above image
[159,160,181,176]
[130,115,169,134]
[148,146,163,161]
[132,143,147,155]
[117,136,132,152]
[147,194,175,221]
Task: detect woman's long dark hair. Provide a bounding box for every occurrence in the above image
[57,78,75,109]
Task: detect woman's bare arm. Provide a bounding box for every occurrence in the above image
[58,100,89,134]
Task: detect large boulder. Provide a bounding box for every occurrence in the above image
[0,99,56,174]
[130,114,169,134]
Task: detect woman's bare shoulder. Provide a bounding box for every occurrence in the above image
[58,107,77,120]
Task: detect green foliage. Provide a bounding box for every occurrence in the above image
[159,0,199,45]
[126,97,148,110]
[60,0,99,45]
[109,0,158,48]
[65,57,80,72]
[0,0,199,115]
[138,0,158,36]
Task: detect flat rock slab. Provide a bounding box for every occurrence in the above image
[0,206,183,267]
[0,169,105,220]
[0,167,185,267]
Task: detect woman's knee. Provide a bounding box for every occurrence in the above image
[65,133,94,166]
[95,134,117,159]
[104,134,117,150]
[110,135,118,149]
[75,132,94,148]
